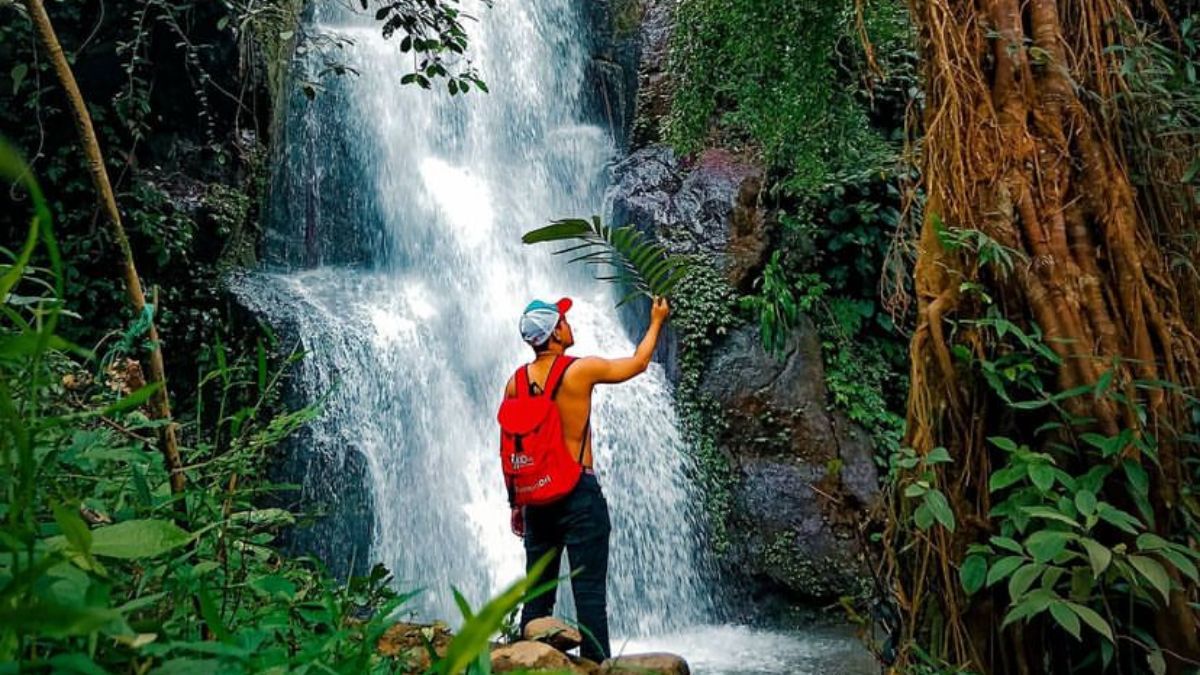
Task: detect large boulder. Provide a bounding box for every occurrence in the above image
[524,617,583,651]
[605,145,770,291]
[491,641,577,673]
[601,653,690,675]
[700,323,878,601]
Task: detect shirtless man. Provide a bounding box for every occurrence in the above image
[503,296,670,663]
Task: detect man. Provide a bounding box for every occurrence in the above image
[503,295,670,663]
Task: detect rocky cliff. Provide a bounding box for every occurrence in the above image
[598,0,879,604]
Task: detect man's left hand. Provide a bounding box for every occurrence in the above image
[511,507,525,538]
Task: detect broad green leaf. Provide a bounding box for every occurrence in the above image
[1158,548,1199,583]
[52,503,93,557]
[987,555,1025,586]
[1129,555,1171,604]
[1136,533,1170,551]
[249,575,296,600]
[1020,506,1079,528]
[923,490,955,532]
[1002,588,1056,628]
[960,555,987,595]
[98,383,164,417]
[1040,565,1068,591]
[196,585,231,643]
[1008,563,1044,600]
[990,536,1024,554]
[989,465,1026,492]
[521,219,591,244]
[88,519,192,559]
[1025,530,1073,563]
[926,447,952,464]
[1080,538,1113,578]
[1122,460,1150,496]
[1097,503,1143,534]
[10,63,28,96]
[1028,464,1055,492]
[1074,490,1097,517]
[48,653,112,675]
[913,502,934,530]
[1049,601,1081,640]
[150,658,224,674]
[987,436,1018,452]
[1123,460,1155,526]
[0,602,121,638]
[1147,648,1167,675]
[1065,601,1113,642]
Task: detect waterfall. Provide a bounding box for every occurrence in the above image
[234,0,714,637]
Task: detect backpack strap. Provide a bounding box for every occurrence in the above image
[546,356,576,400]
[577,417,591,464]
[514,366,531,399]
[545,357,589,465]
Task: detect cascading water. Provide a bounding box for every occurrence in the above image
[234,2,875,672]
[238,0,712,635]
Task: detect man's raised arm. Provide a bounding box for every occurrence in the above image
[576,297,670,385]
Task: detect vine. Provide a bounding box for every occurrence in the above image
[671,258,740,553]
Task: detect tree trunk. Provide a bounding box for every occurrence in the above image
[888,0,1200,671]
[24,0,185,497]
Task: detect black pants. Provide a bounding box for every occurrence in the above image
[520,472,611,662]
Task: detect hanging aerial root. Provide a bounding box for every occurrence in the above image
[888,0,1200,670]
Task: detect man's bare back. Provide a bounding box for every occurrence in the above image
[504,297,671,468]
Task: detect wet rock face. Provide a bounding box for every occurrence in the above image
[630,0,676,146]
[701,323,878,601]
[582,0,642,149]
[605,145,770,291]
[608,0,878,608]
[604,143,874,602]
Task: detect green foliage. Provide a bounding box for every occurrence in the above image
[523,217,692,305]
[672,0,915,461]
[0,0,287,412]
[433,550,556,675]
[670,260,740,553]
[667,0,912,197]
[371,0,492,96]
[1109,13,1200,278]
[737,252,816,354]
[959,432,1200,658]
[0,144,526,673]
[893,446,955,532]
[739,179,910,461]
[896,256,1200,672]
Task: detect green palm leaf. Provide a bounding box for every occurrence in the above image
[522,217,691,305]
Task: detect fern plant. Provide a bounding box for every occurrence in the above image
[522,216,691,305]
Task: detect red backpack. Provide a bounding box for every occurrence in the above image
[497,356,586,506]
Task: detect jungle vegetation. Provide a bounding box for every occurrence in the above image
[2,0,1200,672]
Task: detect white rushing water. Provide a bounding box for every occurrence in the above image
[239,0,712,636]
[233,1,875,672]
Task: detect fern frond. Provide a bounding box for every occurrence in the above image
[522,216,691,303]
